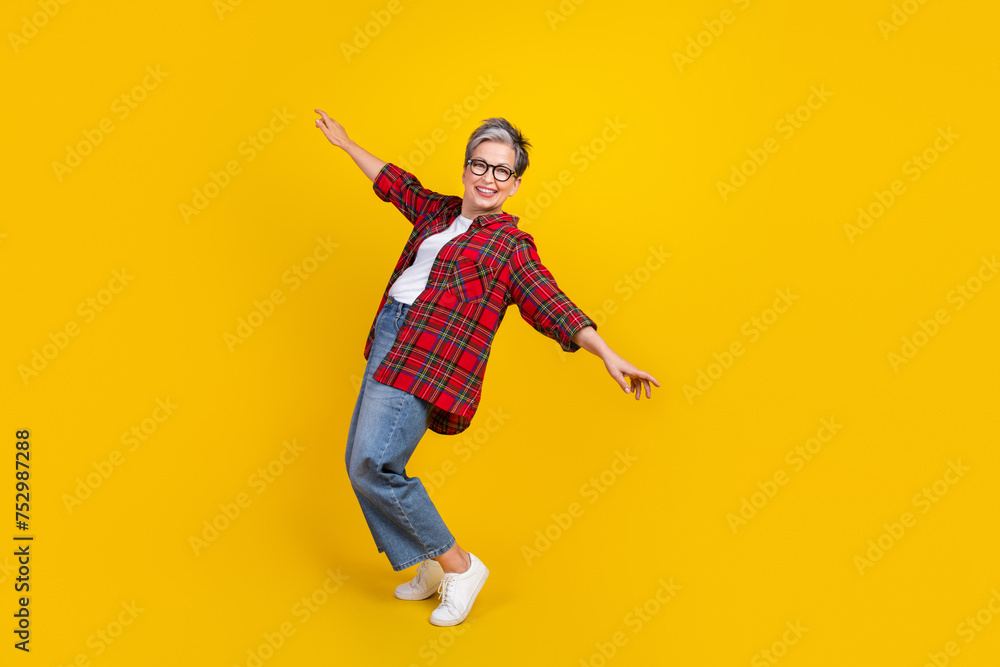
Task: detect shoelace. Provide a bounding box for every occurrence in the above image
[436,574,459,610]
[413,560,437,588]
[414,560,429,583]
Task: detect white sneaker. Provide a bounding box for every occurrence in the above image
[429,553,489,626]
[395,559,444,600]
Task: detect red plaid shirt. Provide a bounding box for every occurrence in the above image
[364,162,597,435]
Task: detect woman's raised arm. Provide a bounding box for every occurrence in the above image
[314,108,387,182]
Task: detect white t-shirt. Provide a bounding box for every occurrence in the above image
[387,214,474,304]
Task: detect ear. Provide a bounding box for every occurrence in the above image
[509,177,521,197]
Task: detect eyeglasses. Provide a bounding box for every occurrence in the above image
[467,158,516,182]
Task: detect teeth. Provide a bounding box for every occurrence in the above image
[476,186,496,194]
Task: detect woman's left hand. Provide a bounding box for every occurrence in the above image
[602,352,660,400]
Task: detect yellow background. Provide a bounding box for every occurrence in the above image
[2,0,998,665]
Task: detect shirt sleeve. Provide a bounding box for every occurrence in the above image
[372,162,454,227]
[507,236,597,353]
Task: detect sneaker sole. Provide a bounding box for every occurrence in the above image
[428,566,489,627]
[394,586,440,601]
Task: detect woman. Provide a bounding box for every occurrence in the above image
[315,109,659,627]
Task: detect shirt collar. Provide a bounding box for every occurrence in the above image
[469,211,519,229]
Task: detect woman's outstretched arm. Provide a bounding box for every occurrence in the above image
[572,325,661,401]
[314,108,386,182]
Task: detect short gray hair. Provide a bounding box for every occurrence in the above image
[464,117,531,178]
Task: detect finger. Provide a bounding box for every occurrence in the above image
[644,379,652,398]
[638,370,661,388]
[314,108,331,120]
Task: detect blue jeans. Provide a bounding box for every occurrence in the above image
[345,295,457,571]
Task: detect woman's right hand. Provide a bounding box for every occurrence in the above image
[315,108,387,182]
[314,109,352,148]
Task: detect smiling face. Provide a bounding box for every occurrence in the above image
[461,140,521,219]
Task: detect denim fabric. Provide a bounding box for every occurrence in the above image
[345,295,456,571]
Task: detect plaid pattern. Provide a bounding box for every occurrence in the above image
[364,162,597,435]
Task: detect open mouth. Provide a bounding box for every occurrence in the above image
[475,186,497,197]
